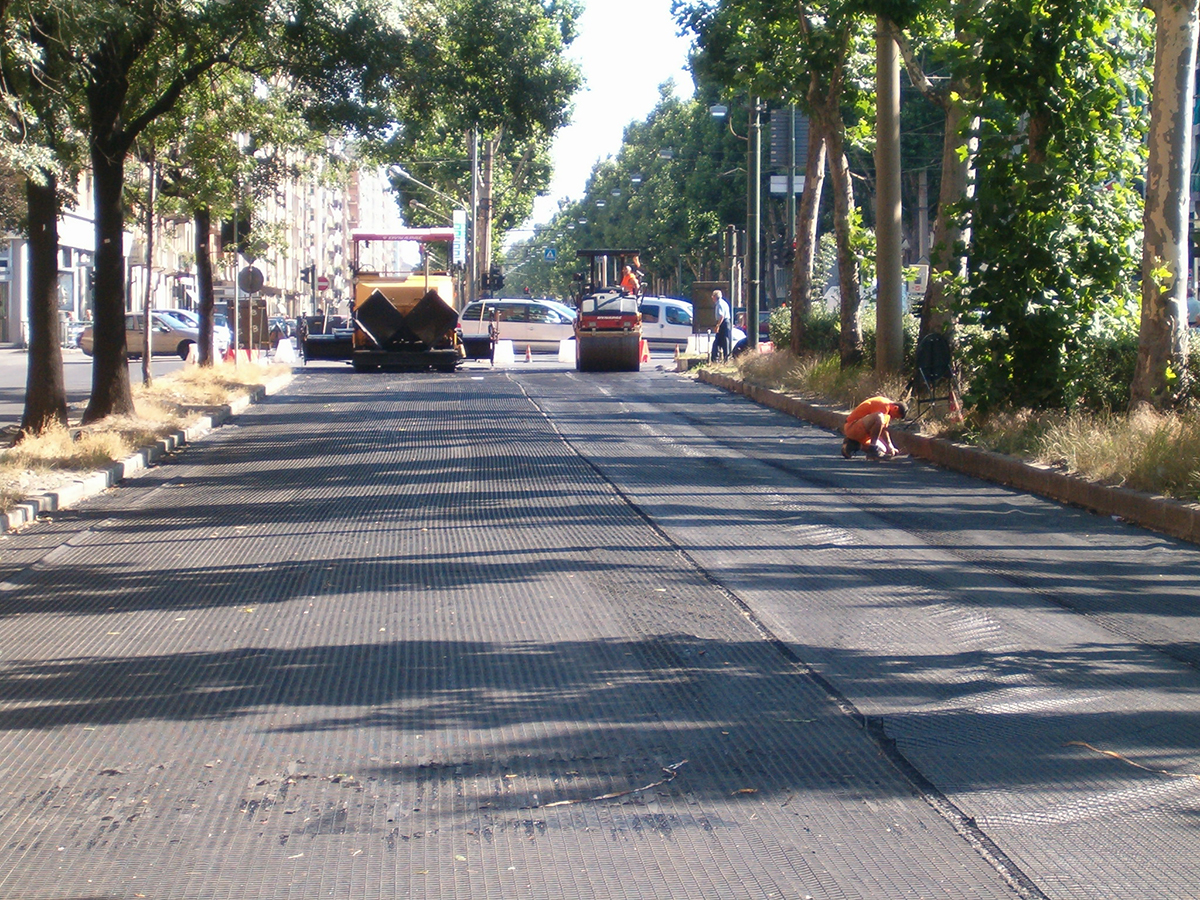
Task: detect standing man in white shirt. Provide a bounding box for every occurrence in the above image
[710,289,732,362]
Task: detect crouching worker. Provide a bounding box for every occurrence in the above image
[842,396,907,459]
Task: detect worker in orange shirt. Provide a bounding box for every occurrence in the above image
[620,265,641,296]
[842,396,907,458]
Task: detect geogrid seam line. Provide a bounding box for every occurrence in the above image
[509,373,1048,900]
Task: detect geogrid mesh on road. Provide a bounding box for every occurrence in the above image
[0,369,1018,900]
[520,367,1200,900]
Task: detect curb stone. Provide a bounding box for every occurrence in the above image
[700,369,1200,547]
[2,369,294,533]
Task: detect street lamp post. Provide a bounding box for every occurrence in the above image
[747,97,763,350]
[390,164,473,302]
[711,99,764,349]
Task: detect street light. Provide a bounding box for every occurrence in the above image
[390,164,472,302]
[389,166,468,211]
[709,99,764,348]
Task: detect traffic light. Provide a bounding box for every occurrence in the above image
[489,265,504,291]
[301,264,314,285]
[220,217,251,255]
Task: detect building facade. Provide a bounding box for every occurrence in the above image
[1,157,405,347]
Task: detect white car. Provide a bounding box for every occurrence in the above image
[157,309,231,356]
[459,298,576,352]
[639,297,696,350]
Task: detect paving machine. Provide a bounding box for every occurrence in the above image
[572,249,643,372]
[303,228,463,372]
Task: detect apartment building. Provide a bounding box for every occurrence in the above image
[1,159,405,346]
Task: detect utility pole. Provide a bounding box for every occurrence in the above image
[747,98,763,349]
[142,155,156,386]
[875,17,904,374]
[470,130,480,305]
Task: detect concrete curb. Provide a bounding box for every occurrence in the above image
[2,370,294,533]
[700,370,1200,546]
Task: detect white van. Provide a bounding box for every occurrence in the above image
[639,297,696,350]
[459,298,576,352]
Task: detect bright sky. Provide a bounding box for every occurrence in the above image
[528,0,696,226]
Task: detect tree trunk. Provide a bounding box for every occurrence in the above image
[195,206,216,367]
[19,173,68,436]
[921,90,976,343]
[1131,0,1200,409]
[874,18,904,375]
[789,113,827,355]
[823,113,862,367]
[82,142,135,424]
[481,134,496,279]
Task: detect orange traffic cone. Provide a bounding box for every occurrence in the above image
[639,339,649,363]
[949,387,963,423]
[525,344,532,362]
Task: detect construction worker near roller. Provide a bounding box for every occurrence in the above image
[620,264,641,296]
[842,396,907,459]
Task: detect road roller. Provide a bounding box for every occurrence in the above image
[573,249,643,372]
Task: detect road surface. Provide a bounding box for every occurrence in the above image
[0,362,1198,898]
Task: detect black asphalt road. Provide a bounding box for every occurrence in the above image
[1,364,1199,898]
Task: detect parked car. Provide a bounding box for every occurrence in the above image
[67,320,90,348]
[639,297,696,350]
[459,298,576,352]
[154,309,231,356]
[79,311,212,359]
[734,306,773,344]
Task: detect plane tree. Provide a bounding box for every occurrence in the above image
[0,4,83,434]
[960,0,1149,409]
[1,0,419,426]
[1130,0,1200,408]
[378,0,583,267]
[151,74,324,366]
[677,0,876,366]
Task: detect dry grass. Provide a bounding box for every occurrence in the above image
[0,361,288,512]
[1034,406,1200,499]
[731,348,1200,504]
[728,348,909,412]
